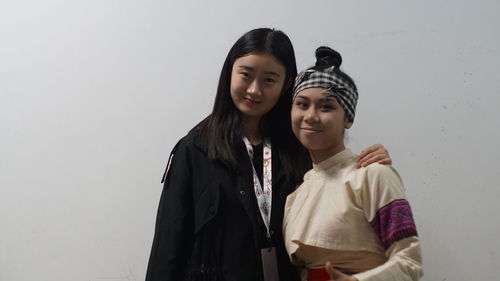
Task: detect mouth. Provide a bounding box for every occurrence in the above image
[301,127,322,133]
[244,97,261,105]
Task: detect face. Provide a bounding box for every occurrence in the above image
[230,53,286,122]
[291,88,353,163]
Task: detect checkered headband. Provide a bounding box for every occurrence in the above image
[293,66,358,122]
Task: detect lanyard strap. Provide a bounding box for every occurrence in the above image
[242,136,272,235]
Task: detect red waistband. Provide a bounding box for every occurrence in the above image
[307,267,355,281]
[307,268,330,281]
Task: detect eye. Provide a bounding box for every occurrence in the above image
[320,105,333,111]
[294,100,308,109]
[264,77,277,84]
[319,103,336,112]
[239,72,250,79]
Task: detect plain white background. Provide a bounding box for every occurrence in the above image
[1,1,499,280]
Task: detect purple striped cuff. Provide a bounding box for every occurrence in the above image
[370,199,418,249]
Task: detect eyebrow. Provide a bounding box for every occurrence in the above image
[236,65,281,78]
[319,97,336,103]
[295,95,310,101]
[295,95,336,103]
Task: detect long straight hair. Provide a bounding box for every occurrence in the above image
[192,28,310,183]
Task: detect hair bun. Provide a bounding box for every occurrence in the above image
[315,46,342,68]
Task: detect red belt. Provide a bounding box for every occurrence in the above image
[307,268,330,281]
[307,268,355,281]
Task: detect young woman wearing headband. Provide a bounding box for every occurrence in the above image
[283,46,422,281]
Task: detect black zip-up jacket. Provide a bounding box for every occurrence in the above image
[146,132,301,281]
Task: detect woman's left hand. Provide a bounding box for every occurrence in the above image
[325,262,358,281]
[356,144,391,168]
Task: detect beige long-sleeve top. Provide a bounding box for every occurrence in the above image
[283,149,423,281]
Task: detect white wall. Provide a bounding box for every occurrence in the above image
[1,1,499,280]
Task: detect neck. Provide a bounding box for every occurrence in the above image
[309,143,345,164]
[242,116,262,145]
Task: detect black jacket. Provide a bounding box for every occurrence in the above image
[146,133,300,281]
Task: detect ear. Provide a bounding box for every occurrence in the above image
[345,121,353,129]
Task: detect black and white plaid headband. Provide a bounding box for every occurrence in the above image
[293,66,358,122]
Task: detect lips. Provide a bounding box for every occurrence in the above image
[301,127,322,133]
[244,97,261,105]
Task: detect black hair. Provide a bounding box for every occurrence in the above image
[313,46,357,91]
[192,28,310,183]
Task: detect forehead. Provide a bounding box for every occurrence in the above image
[296,87,336,101]
[233,53,285,75]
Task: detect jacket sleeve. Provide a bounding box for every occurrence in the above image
[146,139,194,281]
[354,164,423,281]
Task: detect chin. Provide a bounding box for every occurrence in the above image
[297,134,319,146]
[298,139,321,151]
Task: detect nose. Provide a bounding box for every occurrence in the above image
[304,107,319,124]
[247,79,262,97]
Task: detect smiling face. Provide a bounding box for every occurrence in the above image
[291,87,353,163]
[230,53,286,123]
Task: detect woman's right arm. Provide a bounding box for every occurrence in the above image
[355,165,423,281]
[146,141,194,281]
